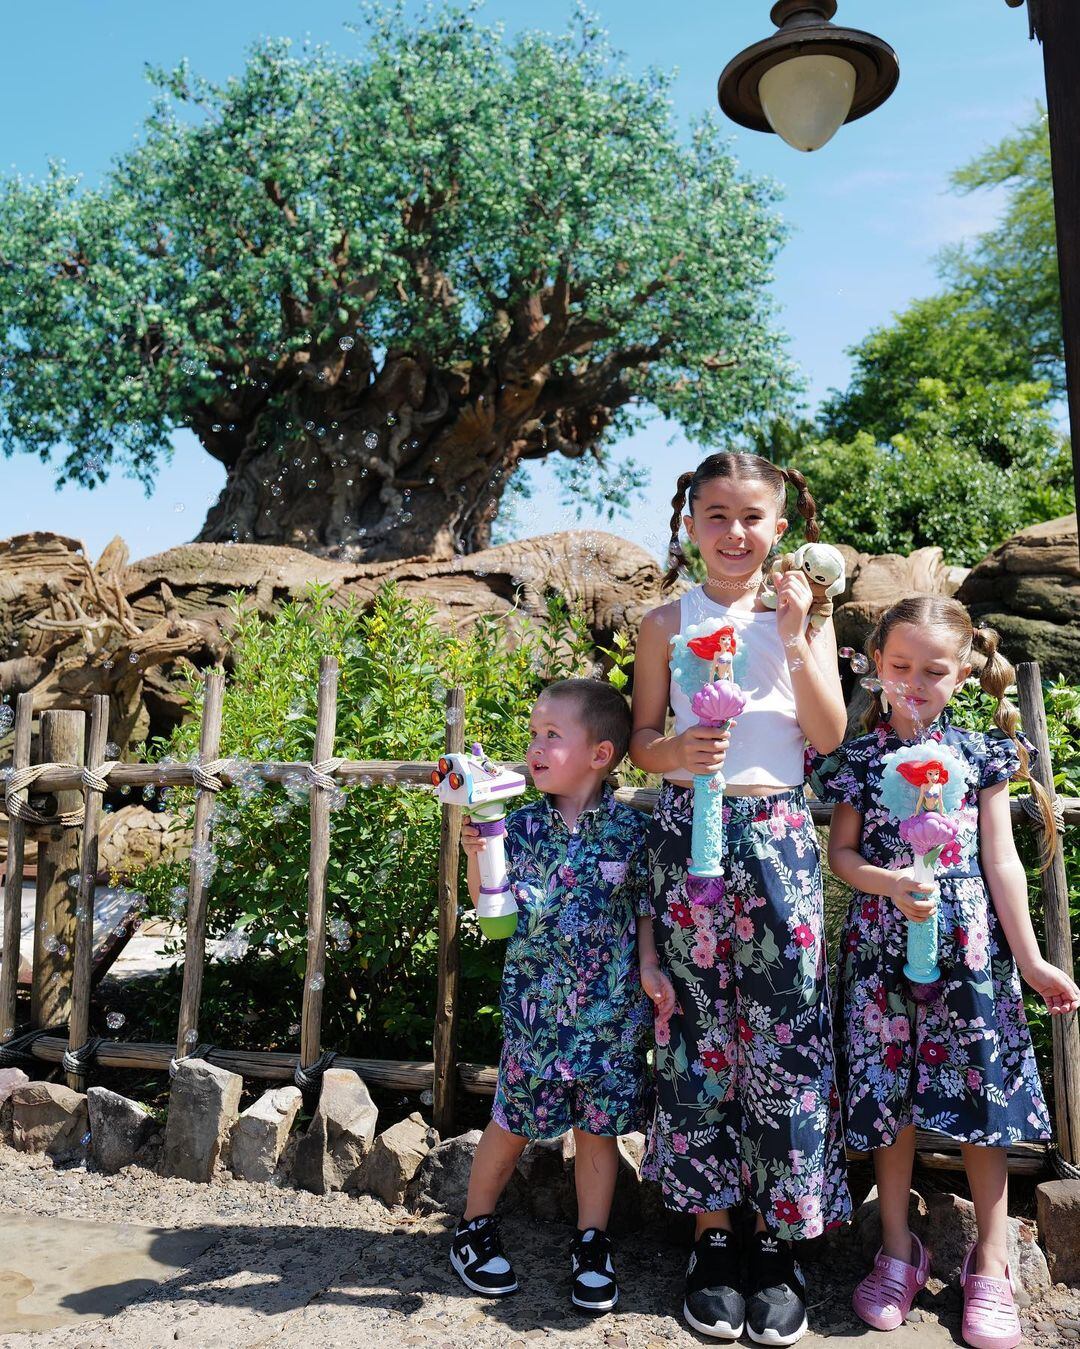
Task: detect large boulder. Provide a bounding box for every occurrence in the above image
[98,806,192,878]
[407,1129,483,1215]
[355,1112,439,1206]
[87,1086,154,1174]
[957,514,1080,679]
[230,1086,302,1183]
[923,1189,1049,1305]
[162,1058,243,1183]
[1036,1179,1080,1287]
[11,1081,88,1159]
[291,1068,378,1195]
[831,543,958,655]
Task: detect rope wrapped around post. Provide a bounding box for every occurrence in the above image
[61,1035,102,1077]
[0,1025,69,1067]
[3,760,121,827]
[190,758,234,794]
[304,759,345,792]
[1020,791,1065,830]
[294,1049,337,1098]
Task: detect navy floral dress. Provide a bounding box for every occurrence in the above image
[811,714,1051,1149]
[641,783,852,1239]
[492,784,654,1137]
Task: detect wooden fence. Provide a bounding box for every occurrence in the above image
[2,657,1078,1173]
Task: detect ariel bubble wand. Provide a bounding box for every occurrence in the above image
[879,743,966,997]
[670,624,747,905]
[432,743,526,939]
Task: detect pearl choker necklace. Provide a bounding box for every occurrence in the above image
[703,572,764,596]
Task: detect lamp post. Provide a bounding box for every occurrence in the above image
[1006,0,1080,560]
[717,1,899,153]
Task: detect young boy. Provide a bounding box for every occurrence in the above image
[449,677,670,1313]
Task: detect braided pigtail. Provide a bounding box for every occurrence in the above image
[778,466,820,543]
[662,470,695,590]
[973,624,1058,869]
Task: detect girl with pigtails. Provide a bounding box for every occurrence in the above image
[813,596,1079,1349]
[630,452,850,1345]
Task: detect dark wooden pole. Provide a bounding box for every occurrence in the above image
[0,693,34,1040]
[66,695,110,1089]
[1017,660,1080,1163]
[433,686,466,1135]
[31,710,85,1028]
[175,673,226,1058]
[1027,0,1080,559]
[299,657,339,1071]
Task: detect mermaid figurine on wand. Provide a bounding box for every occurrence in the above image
[879,742,966,997]
[669,623,746,905]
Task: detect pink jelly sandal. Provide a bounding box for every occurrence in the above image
[959,1243,1021,1349]
[852,1232,929,1332]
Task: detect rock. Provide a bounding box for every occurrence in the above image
[11,1081,89,1158]
[230,1086,302,1183]
[516,1132,576,1223]
[162,1058,243,1183]
[98,805,192,878]
[407,1129,483,1215]
[0,1066,29,1108]
[924,1190,1049,1304]
[957,514,1080,679]
[86,1086,154,1174]
[832,544,956,655]
[1036,1180,1080,1286]
[291,1068,378,1195]
[355,1112,439,1206]
[851,1185,929,1259]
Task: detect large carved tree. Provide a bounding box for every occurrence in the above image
[0,5,791,561]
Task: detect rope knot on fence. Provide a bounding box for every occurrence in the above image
[306,758,344,792]
[191,758,234,793]
[294,1049,337,1095]
[61,1035,102,1076]
[1020,790,1066,830]
[169,1044,216,1079]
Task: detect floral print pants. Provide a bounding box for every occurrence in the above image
[641,783,851,1239]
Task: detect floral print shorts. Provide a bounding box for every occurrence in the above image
[492,1044,651,1140]
[641,783,851,1240]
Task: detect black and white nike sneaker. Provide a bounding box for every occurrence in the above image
[570,1227,619,1312]
[449,1214,518,1297]
[745,1231,808,1346]
[683,1228,745,1340]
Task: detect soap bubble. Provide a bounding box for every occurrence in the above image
[420,1089,434,1106]
[0,705,16,733]
[849,653,870,675]
[339,335,355,351]
[310,973,325,991]
[184,1028,198,1044]
[105,741,121,758]
[860,675,883,695]
[288,1022,301,1035]
[106,1011,125,1030]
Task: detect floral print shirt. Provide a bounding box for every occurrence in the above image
[499,783,654,1081]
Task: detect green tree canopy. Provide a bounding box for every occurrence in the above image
[0,2,793,560]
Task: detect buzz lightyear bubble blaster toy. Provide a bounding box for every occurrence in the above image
[879,743,965,998]
[431,744,527,939]
[670,625,747,906]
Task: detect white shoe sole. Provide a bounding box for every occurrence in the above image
[682,1302,745,1340]
[572,1287,619,1313]
[449,1247,518,1297]
[746,1315,809,1346]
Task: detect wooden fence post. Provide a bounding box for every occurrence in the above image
[66,695,110,1089]
[299,657,339,1073]
[175,673,226,1059]
[1,693,34,1040]
[1017,660,1080,1164]
[31,710,85,1028]
[433,687,466,1135]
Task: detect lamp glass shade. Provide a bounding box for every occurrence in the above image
[758,53,857,152]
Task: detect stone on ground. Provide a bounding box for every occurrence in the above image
[0,1066,28,1108]
[162,1057,243,1183]
[1036,1179,1080,1286]
[407,1128,482,1214]
[291,1068,378,1195]
[516,1131,576,1222]
[230,1085,302,1183]
[355,1111,438,1205]
[10,1081,88,1159]
[924,1189,1049,1304]
[851,1184,930,1258]
[87,1086,154,1174]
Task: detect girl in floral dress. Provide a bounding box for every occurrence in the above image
[814,595,1079,1349]
[630,452,851,1346]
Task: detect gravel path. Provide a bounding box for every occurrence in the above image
[1,1144,1078,1348]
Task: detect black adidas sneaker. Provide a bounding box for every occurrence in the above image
[449,1214,518,1296]
[683,1228,745,1340]
[569,1227,619,1313]
[745,1231,808,1346]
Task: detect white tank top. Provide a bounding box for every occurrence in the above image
[666,586,805,789]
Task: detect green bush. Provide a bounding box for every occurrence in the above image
[131,582,601,1065]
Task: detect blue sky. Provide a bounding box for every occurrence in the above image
[0,1,1046,564]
